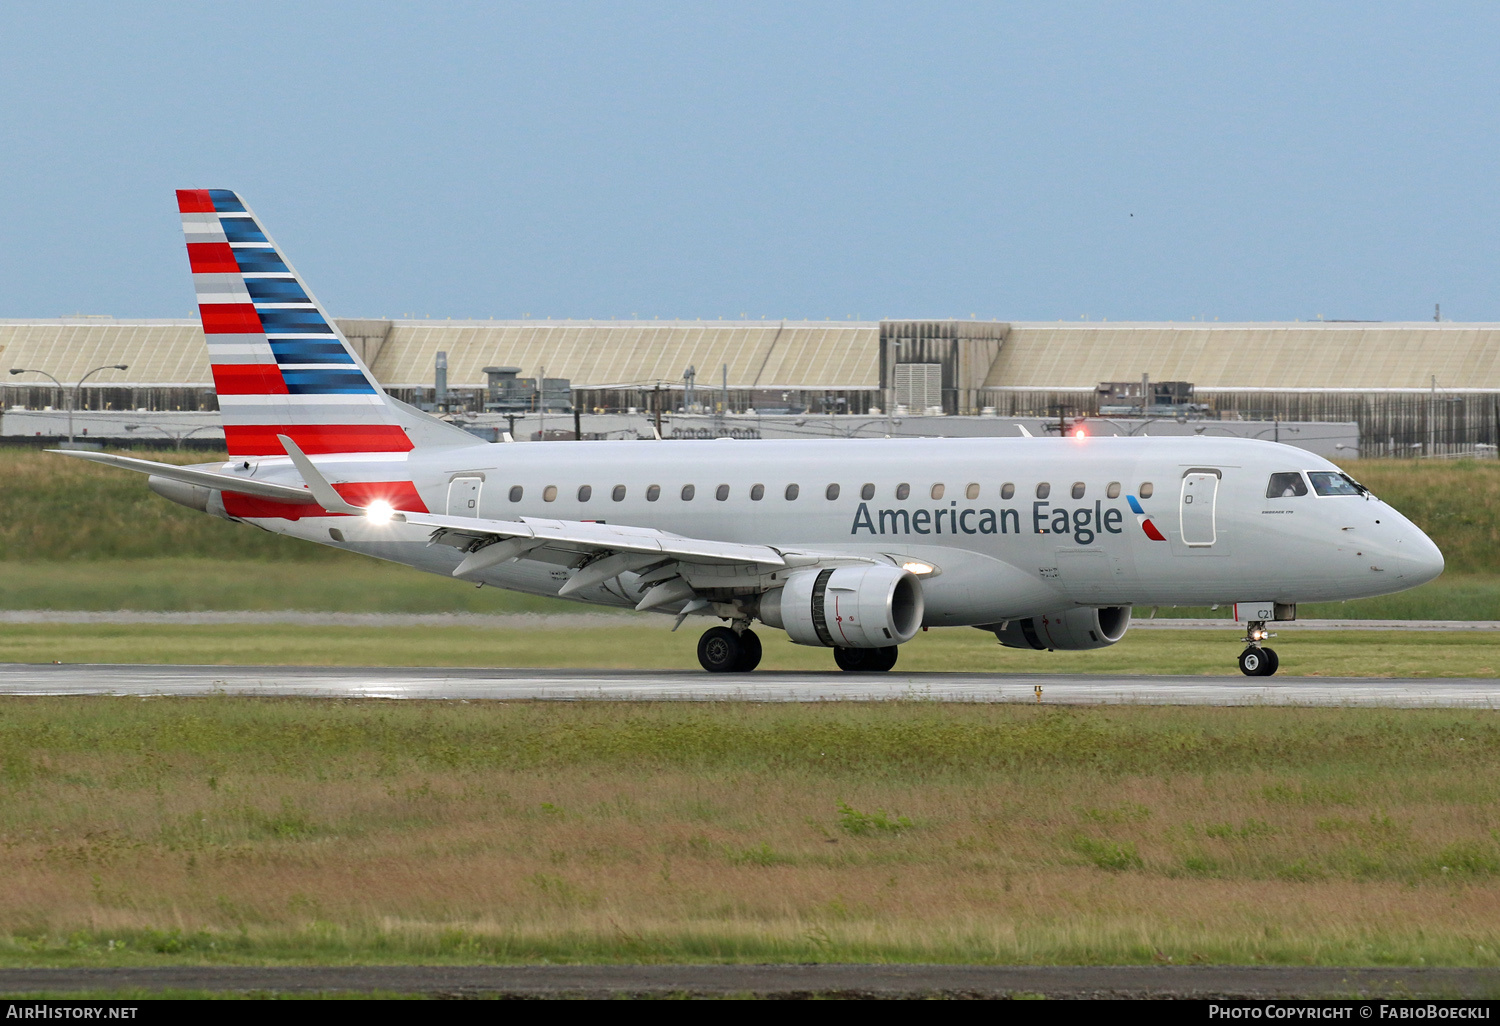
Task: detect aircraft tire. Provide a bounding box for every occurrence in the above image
[1260,647,1279,676]
[1238,646,1273,677]
[698,626,744,673]
[833,647,870,672]
[735,629,763,672]
[834,646,898,672]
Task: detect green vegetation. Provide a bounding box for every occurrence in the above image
[5,449,1493,565]
[0,447,328,562]
[1349,460,1500,574]
[2,448,1498,617]
[1144,575,1500,621]
[0,622,1496,675]
[0,697,1499,966]
[0,560,577,614]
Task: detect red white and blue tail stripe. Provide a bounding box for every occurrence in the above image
[177,189,413,457]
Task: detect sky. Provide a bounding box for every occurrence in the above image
[2,2,1498,323]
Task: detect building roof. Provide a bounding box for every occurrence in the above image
[988,322,1500,391]
[369,320,878,389]
[4,317,1499,393]
[0,320,208,388]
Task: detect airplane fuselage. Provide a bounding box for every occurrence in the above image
[73,188,1446,676]
[221,434,1444,625]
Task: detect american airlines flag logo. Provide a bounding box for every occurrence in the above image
[1126,494,1167,541]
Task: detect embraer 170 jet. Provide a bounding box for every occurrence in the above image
[56,191,1445,676]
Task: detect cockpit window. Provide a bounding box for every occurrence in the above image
[1266,472,1308,498]
[1308,471,1363,497]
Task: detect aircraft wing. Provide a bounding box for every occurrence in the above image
[406,511,789,568]
[400,509,842,611]
[48,449,318,504]
[280,434,861,614]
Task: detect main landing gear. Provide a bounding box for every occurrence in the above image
[695,626,900,674]
[1237,621,1279,677]
[833,646,899,673]
[697,625,762,673]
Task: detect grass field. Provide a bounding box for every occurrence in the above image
[2,447,1499,619]
[4,559,1498,621]
[4,449,1495,568]
[0,559,574,614]
[1,698,1499,967]
[1,623,1497,676]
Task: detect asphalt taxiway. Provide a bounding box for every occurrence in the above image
[0,663,1496,707]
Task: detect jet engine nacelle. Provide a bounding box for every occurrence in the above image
[758,565,924,648]
[989,606,1131,651]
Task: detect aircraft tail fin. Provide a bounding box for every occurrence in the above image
[176,189,473,456]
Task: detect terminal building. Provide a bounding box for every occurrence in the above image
[3,316,1498,456]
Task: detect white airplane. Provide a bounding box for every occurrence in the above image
[56,191,1445,676]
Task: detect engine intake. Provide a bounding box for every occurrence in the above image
[988,606,1131,651]
[759,565,924,648]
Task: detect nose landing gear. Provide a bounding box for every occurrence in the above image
[697,625,762,673]
[1237,621,1279,677]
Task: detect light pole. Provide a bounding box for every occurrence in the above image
[10,363,129,444]
[124,422,219,450]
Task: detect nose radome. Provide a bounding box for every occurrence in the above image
[1401,526,1445,586]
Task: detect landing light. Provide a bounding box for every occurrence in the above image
[1073,427,1087,440]
[365,500,396,525]
[900,560,936,576]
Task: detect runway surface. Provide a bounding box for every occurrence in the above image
[2,609,1496,630]
[1,663,1497,707]
[0,963,1495,998]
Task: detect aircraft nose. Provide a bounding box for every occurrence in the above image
[1401,524,1445,587]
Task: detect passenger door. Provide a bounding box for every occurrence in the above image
[1179,470,1219,547]
[446,475,483,517]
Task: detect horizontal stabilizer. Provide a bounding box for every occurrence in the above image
[48,449,316,504]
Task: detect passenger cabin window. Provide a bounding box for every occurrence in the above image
[509,486,523,502]
[1307,471,1361,497]
[965,483,980,500]
[1071,482,1085,499]
[896,483,911,500]
[1139,482,1154,499]
[646,485,661,501]
[1035,483,1050,499]
[612,485,626,501]
[750,484,765,501]
[1001,483,1015,500]
[681,484,695,501]
[543,485,557,502]
[1266,472,1308,498]
[826,484,840,500]
[860,483,875,500]
[931,483,944,500]
[577,485,592,502]
[785,484,799,500]
[1106,482,1121,499]
[716,484,730,501]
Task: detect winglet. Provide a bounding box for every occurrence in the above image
[277,434,363,514]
